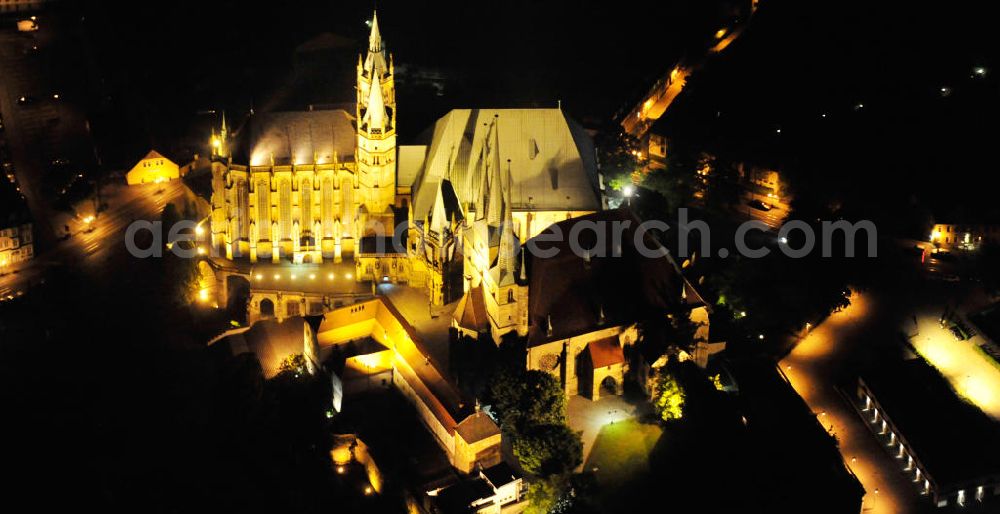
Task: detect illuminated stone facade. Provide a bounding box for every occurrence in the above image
[210,11,605,344]
[126,150,180,185]
[210,13,397,264]
[0,222,33,271]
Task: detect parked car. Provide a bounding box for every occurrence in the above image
[748,199,772,211]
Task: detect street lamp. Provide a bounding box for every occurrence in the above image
[623,185,635,207]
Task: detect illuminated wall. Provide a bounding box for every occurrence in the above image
[126,151,180,185]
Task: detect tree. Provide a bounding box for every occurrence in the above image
[524,475,570,514]
[513,424,583,477]
[651,370,685,422]
[487,369,566,433]
[161,203,200,306]
[278,354,308,376]
[595,130,642,191]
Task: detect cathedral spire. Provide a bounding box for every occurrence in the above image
[519,248,527,282]
[497,159,518,286]
[369,10,382,53]
[363,79,386,132]
[485,117,504,226]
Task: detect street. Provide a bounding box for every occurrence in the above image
[0,13,97,249]
[780,269,1000,513]
[0,180,187,296]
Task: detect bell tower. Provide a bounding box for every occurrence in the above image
[357,10,397,223]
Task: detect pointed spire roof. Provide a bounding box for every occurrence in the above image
[485,118,504,226]
[220,111,228,135]
[430,182,448,233]
[363,10,388,78]
[519,249,527,282]
[369,11,382,52]
[496,160,518,286]
[363,81,386,131]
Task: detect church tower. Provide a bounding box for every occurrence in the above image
[211,111,230,160]
[356,11,397,225]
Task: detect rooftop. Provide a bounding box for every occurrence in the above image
[862,357,1000,488]
[524,209,692,346]
[235,108,357,167]
[226,317,309,378]
[454,410,501,444]
[584,336,625,368]
[411,108,601,220]
[453,285,489,334]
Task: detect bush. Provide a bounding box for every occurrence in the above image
[513,424,583,477]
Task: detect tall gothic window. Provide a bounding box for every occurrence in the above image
[300,178,312,231]
[322,178,334,237]
[279,179,292,240]
[341,177,354,237]
[237,179,249,239]
[256,179,270,238]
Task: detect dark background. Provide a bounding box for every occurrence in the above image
[76,0,1000,227]
[4,1,1000,512]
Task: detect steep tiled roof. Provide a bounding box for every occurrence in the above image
[585,336,625,368]
[241,109,356,166]
[454,286,489,334]
[525,209,690,347]
[412,108,600,220]
[455,410,500,444]
[234,317,308,378]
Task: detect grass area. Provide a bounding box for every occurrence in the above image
[584,418,662,494]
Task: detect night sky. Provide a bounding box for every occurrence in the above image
[74,0,999,226]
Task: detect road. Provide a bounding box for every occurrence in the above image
[0,180,187,297]
[780,292,925,514]
[740,193,789,230]
[779,271,1000,513]
[0,10,100,248]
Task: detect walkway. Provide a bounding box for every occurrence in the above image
[567,395,643,466]
[780,292,928,514]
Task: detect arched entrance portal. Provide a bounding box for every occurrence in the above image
[600,376,618,397]
[226,275,251,323]
[260,298,275,318]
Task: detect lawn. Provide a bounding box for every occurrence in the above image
[584,418,663,494]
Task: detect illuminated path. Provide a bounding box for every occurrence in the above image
[910,311,1000,421]
[780,293,927,514]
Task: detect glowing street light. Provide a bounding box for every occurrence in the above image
[623,185,635,207]
[255,273,264,281]
[195,225,205,236]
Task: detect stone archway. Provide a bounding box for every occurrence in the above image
[600,375,618,397]
[260,298,275,318]
[196,260,218,305]
[226,275,251,323]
